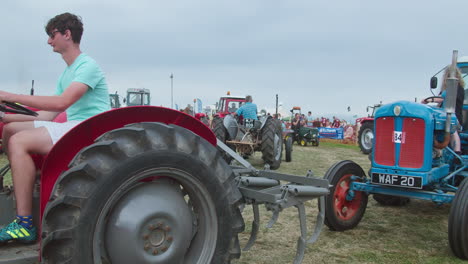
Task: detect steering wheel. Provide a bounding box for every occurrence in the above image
[0,101,38,116]
[423,96,443,104]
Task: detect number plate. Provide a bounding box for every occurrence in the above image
[371,173,423,189]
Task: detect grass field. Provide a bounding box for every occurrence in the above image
[0,141,464,263]
[231,141,465,264]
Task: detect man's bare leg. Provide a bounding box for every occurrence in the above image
[7,127,53,215]
[2,122,35,154]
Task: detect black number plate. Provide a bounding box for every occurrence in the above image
[371,173,423,189]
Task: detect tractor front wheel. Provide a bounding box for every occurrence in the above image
[299,139,307,147]
[261,118,283,170]
[358,122,374,154]
[324,160,368,231]
[448,178,468,260]
[41,122,244,264]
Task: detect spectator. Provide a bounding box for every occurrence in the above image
[313,118,321,127]
[307,111,313,126]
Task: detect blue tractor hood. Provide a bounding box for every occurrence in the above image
[375,101,458,132]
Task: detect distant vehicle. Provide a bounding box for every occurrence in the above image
[109,92,122,108]
[214,92,246,118]
[108,88,151,108]
[126,88,151,106]
[285,106,319,147]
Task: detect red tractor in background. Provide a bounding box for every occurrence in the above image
[356,103,382,154]
[0,102,329,263]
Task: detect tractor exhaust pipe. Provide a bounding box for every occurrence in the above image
[434,50,459,149]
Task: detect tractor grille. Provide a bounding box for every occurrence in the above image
[374,117,395,166]
[398,118,425,168]
[374,117,425,168]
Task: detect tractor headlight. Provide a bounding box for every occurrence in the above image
[393,105,401,116]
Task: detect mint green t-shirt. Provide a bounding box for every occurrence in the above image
[55,53,111,121]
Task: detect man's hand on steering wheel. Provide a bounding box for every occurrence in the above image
[0,102,38,117]
[422,96,444,104]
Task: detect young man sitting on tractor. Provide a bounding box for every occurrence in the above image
[232,95,258,120]
[0,12,110,244]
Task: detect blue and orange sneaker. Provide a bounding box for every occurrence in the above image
[0,219,37,244]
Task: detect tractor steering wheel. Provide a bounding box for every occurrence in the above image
[0,101,38,116]
[423,96,443,104]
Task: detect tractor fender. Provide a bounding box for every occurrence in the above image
[39,106,216,219]
[259,115,271,130]
[223,114,238,139]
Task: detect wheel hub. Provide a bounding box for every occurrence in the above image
[141,221,173,255]
[104,180,193,264]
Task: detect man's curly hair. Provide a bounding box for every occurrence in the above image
[45,13,83,44]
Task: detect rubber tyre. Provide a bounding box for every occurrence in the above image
[41,122,244,264]
[358,121,374,154]
[373,194,410,206]
[324,160,368,231]
[448,178,468,260]
[212,116,234,164]
[285,136,292,162]
[300,139,307,147]
[261,118,283,170]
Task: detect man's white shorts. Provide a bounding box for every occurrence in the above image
[34,120,81,145]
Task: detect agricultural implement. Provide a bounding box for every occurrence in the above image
[324,51,468,259]
[0,103,330,263]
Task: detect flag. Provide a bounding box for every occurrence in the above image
[196,98,203,113]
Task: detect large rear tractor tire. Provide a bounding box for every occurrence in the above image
[373,194,410,206]
[41,122,244,264]
[285,136,292,162]
[448,178,468,260]
[212,116,234,164]
[358,122,374,154]
[324,160,368,231]
[261,118,283,170]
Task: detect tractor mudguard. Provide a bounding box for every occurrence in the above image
[39,106,215,219]
[259,115,270,130]
[223,114,238,139]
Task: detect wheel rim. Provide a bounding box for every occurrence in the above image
[93,168,218,264]
[300,139,306,146]
[333,174,363,221]
[361,128,373,150]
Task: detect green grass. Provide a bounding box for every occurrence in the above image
[232,141,465,264]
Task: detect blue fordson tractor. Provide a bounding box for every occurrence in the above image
[323,50,468,260]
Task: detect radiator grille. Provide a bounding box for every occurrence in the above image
[374,117,395,166]
[398,118,425,168]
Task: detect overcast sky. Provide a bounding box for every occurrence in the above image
[2,0,468,121]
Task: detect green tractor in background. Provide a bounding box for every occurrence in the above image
[285,106,320,147]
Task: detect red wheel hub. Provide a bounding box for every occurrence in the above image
[333,174,362,221]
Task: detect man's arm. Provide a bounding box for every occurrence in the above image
[2,110,60,123]
[0,82,88,112]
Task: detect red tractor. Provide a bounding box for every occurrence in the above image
[0,103,330,263]
[356,103,382,154]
